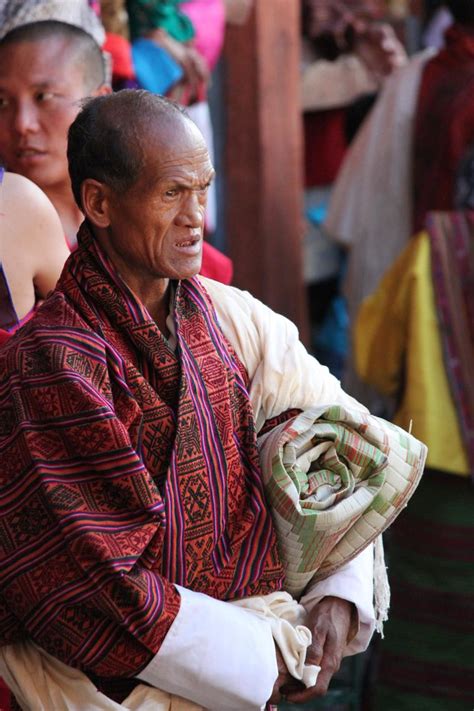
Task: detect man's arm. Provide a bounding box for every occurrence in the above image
[270,545,375,703]
[0,329,279,710]
[201,278,368,430]
[137,586,278,710]
[202,279,377,695]
[300,545,375,647]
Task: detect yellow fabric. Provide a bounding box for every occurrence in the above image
[354,231,469,476]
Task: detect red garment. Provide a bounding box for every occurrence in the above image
[103,32,136,81]
[413,24,474,232]
[0,329,11,346]
[201,240,233,284]
[0,224,281,702]
[426,211,474,479]
[0,678,11,711]
[304,109,347,187]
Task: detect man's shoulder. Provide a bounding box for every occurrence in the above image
[197,276,257,314]
[0,291,108,383]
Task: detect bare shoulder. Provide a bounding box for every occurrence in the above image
[2,172,65,250]
[1,172,69,301]
[3,171,53,213]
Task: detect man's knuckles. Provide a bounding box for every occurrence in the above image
[321,652,341,675]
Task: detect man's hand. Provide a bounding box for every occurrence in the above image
[267,646,295,704]
[285,595,355,703]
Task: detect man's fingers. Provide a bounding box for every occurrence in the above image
[285,652,341,702]
[305,618,327,666]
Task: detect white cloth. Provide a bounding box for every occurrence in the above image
[323,51,434,408]
[324,50,434,318]
[0,281,376,710]
[301,54,379,112]
[0,591,320,711]
[0,0,105,45]
[202,278,367,430]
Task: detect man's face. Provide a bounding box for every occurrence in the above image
[102,119,215,284]
[0,36,91,191]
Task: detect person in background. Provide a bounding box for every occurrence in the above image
[325,0,474,413]
[126,0,210,102]
[0,166,68,709]
[300,0,406,378]
[0,8,109,248]
[354,158,474,709]
[301,0,406,189]
[0,0,232,283]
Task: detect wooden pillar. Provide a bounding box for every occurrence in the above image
[224,0,308,339]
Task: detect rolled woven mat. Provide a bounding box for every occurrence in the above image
[258,404,427,597]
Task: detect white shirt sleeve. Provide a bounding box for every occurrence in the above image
[200,278,376,650]
[141,281,374,706]
[137,585,278,710]
[200,278,368,430]
[299,545,375,656]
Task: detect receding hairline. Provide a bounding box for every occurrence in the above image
[79,90,201,144]
[96,96,211,173]
[67,90,213,208]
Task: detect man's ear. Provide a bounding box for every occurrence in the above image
[81,179,112,228]
[96,83,112,97]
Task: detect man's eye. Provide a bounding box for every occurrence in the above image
[36,91,55,103]
[165,189,178,198]
[0,97,9,110]
[198,183,211,196]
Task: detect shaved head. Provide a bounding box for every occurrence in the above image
[67,90,198,209]
[0,21,106,92]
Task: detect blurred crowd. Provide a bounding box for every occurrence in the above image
[0,0,473,710]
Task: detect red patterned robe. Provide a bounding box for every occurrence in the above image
[413,24,474,232]
[0,224,283,702]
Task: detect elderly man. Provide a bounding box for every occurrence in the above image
[0,91,376,710]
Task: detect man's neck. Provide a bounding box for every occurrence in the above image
[134,279,171,336]
[43,184,83,249]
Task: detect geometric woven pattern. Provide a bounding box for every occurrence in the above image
[0,224,284,693]
[258,405,427,596]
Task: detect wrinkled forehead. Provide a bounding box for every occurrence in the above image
[135,115,213,175]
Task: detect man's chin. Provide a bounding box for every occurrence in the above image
[175,256,203,281]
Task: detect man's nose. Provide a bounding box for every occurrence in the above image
[12,101,40,135]
[176,191,206,227]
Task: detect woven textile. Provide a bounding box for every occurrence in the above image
[413,26,474,232]
[258,405,427,597]
[373,469,474,711]
[0,223,283,700]
[0,591,319,711]
[426,211,474,478]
